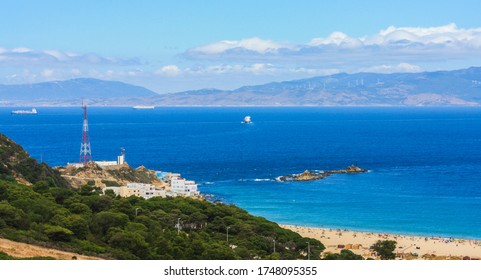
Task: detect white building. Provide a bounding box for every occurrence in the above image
[170,177,199,196]
[68,148,126,169]
[96,148,126,168]
[95,160,118,168]
[164,172,181,183]
[104,183,168,199]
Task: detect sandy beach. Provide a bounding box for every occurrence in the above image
[281,225,481,260]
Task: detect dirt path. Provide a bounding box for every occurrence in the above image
[0,238,103,260]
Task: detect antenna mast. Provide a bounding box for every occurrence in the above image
[79,100,93,165]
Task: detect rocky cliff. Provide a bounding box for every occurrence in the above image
[56,162,166,189]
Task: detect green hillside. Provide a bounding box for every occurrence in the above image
[0,133,69,188]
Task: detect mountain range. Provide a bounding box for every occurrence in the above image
[2,67,481,106]
[0,78,158,106]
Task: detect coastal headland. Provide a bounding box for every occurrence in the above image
[276,165,367,182]
[282,225,481,260]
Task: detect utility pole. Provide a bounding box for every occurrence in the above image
[135,208,141,217]
[273,239,276,253]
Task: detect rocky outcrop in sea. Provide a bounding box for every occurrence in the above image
[276,165,367,182]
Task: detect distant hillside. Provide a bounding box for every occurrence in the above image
[0,78,159,106]
[153,67,481,106]
[2,67,481,106]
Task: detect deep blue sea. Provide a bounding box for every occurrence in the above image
[1,106,481,239]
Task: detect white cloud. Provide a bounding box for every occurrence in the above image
[190,37,293,55]
[196,63,277,75]
[3,23,481,92]
[12,47,32,53]
[184,23,481,68]
[71,68,82,76]
[309,32,363,48]
[360,63,423,73]
[40,68,55,78]
[250,63,274,74]
[105,70,115,77]
[189,63,273,75]
[155,65,182,76]
[43,50,69,60]
[159,63,339,77]
[4,69,39,83]
[127,70,138,76]
[0,47,140,66]
[291,67,340,76]
[358,23,481,49]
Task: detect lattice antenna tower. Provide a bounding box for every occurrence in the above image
[79,100,93,165]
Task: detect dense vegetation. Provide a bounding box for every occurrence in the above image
[0,134,68,188]
[0,179,326,259]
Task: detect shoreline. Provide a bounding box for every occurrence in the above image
[281,224,481,260]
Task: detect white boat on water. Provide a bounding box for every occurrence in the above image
[11,108,38,115]
[133,105,155,109]
[242,115,252,124]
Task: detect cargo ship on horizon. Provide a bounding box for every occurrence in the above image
[11,108,38,115]
[133,105,155,109]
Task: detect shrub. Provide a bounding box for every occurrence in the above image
[371,240,397,260]
[44,225,73,242]
[90,211,129,235]
[0,251,14,260]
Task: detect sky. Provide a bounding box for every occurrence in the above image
[2,0,481,93]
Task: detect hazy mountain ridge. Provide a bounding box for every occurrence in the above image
[154,67,481,106]
[0,78,159,106]
[2,67,481,106]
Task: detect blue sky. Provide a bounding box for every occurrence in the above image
[2,0,481,93]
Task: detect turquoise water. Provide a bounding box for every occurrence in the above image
[1,106,481,239]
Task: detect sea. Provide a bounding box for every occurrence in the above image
[1,106,481,239]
